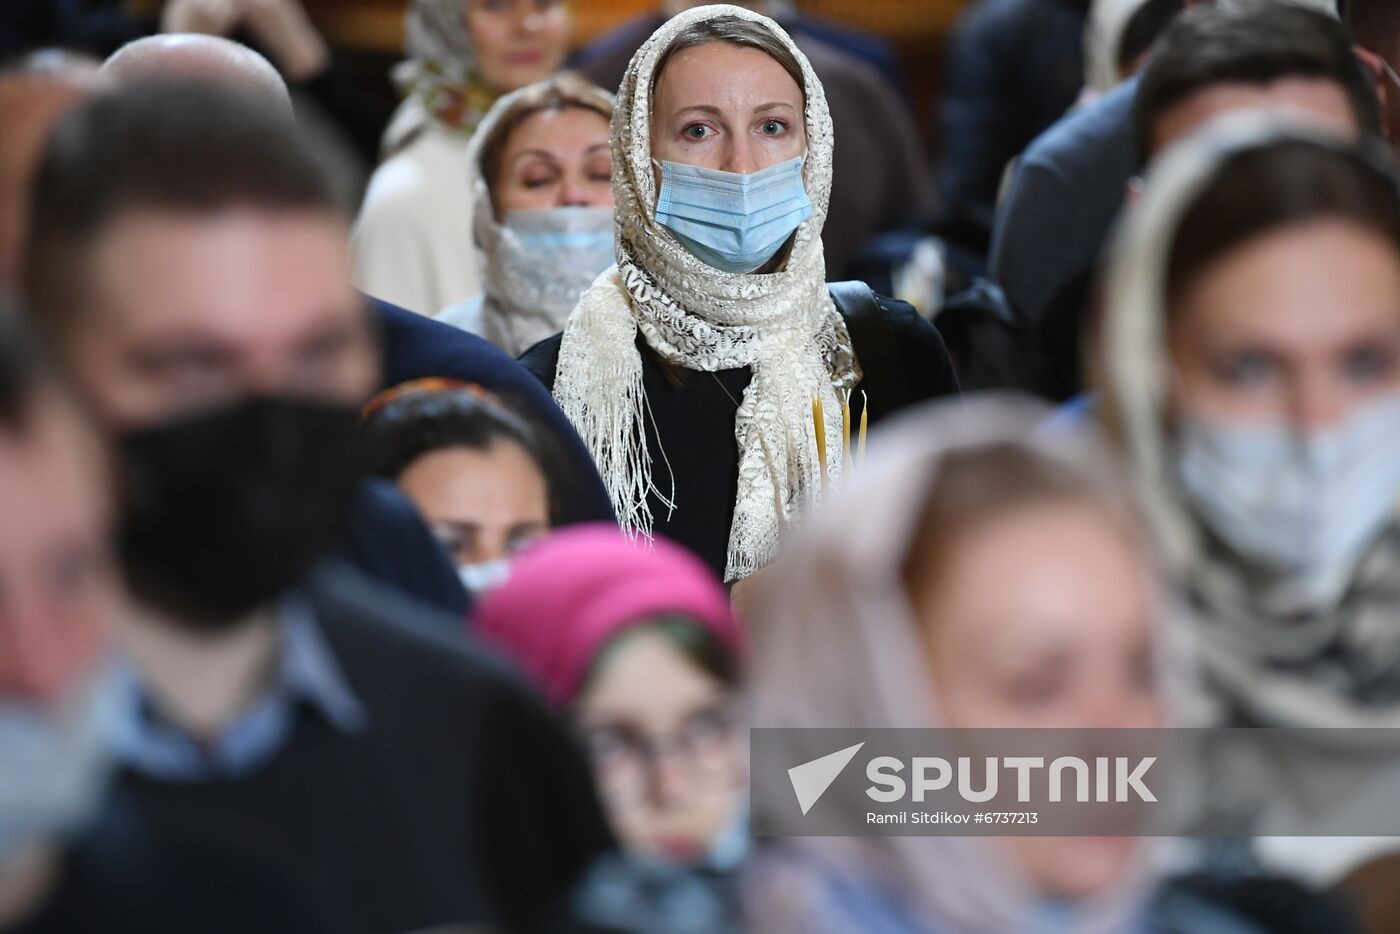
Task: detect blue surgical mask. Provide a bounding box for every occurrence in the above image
[654,155,813,274]
[498,206,616,322]
[1176,392,1400,607]
[1,666,116,864]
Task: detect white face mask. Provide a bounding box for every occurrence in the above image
[492,206,616,325]
[458,558,512,597]
[1175,392,1400,604]
[0,668,115,864]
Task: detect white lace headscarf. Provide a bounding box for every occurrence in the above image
[467,76,617,356]
[552,4,858,582]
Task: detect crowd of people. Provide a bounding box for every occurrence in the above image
[4,0,1400,931]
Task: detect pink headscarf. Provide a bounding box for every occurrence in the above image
[473,525,743,707]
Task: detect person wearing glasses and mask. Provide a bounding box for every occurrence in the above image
[520,5,958,584]
[473,525,746,932]
[20,81,611,933]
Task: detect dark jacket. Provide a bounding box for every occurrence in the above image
[23,563,615,934]
[518,292,959,579]
[989,75,1139,332]
[937,0,1089,263]
[372,296,615,526]
[341,477,468,621]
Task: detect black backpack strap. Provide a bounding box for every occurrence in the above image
[828,280,910,423]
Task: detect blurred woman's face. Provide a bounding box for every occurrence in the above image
[911,502,1161,899]
[465,0,570,94]
[1168,219,1400,429]
[493,106,613,217]
[650,41,805,173]
[395,440,549,567]
[574,627,743,863]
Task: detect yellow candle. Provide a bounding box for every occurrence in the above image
[842,389,852,474]
[857,390,869,469]
[812,395,829,494]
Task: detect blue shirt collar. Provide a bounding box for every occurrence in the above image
[110,594,366,781]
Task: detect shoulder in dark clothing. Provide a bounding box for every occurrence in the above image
[44,563,614,934]
[340,477,469,621]
[938,0,1088,255]
[872,292,961,404]
[519,332,565,393]
[989,76,1139,327]
[306,563,621,934]
[371,294,615,525]
[514,293,958,407]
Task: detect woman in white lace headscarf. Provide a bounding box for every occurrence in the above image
[353,0,572,316]
[519,4,958,583]
[436,74,617,356]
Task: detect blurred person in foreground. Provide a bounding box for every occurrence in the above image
[0,307,119,932]
[436,73,616,355]
[19,80,612,932]
[473,526,746,933]
[354,0,574,315]
[1097,115,1400,883]
[97,30,618,532]
[742,395,1355,933]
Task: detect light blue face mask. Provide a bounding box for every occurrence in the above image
[653,154,813,274]
[458,557,512,597]
[1,665,116,865]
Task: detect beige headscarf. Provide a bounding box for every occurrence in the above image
[1084,0,1157,93]
[743,395,1166,934]
[1098,113,1400,731]
[552,5,858,582]
[464,76,617,356]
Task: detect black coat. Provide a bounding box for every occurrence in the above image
[20,564,615,934]
[519,292,959,580]
[372,296,616,527]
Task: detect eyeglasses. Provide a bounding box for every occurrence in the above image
[581,706,737,801]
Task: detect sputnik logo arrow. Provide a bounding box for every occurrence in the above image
[788,742,865,815]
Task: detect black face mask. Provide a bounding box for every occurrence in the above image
[117,396,362,629]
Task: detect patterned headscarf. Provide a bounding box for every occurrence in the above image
[552,5,859,582]
[466,75,617,355]
[382,0,497,155]
[1098,113,1400,732]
